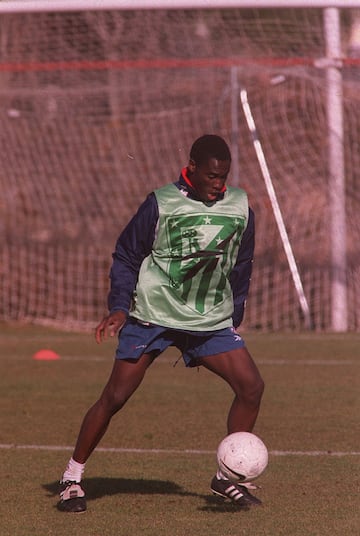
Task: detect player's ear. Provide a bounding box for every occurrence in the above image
[188,158,196,174]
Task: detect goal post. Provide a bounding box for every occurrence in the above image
[0,1,358,332]
[239,84,312,329]
[324,8,348,331]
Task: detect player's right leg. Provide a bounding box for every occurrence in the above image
[73,354,154,463]
[59,353,153,513]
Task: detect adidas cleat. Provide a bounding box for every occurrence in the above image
[210,475,262,507]
[58,480,87,513]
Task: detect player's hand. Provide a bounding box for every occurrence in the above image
[95,311,127,344]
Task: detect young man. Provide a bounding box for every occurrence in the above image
[59,134,264,513]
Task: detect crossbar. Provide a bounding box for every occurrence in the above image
[1,1,360,14]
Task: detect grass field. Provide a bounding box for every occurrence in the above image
[0,323,359,536]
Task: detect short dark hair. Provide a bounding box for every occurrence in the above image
[190,134,231,166]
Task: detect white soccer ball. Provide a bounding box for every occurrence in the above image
[216,432,268,483]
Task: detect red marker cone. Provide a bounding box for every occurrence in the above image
[32,349,60,361]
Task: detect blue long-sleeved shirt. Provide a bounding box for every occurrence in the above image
[108,174,255,329]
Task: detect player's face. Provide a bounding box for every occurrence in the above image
[188,157,231,203]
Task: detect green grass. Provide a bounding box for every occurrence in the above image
[0,324,359,535]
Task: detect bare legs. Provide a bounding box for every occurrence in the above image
[71,346,264,465]
[72,354,153,463]
[198,347,264,433]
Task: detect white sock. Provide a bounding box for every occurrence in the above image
[62,457,85,483]
[216,469,256,488]
[216,468,229,480]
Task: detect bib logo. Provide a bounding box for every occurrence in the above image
[165,213,245,314]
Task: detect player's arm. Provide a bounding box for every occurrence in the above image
[95,193,158,343]
[229,207,255,329]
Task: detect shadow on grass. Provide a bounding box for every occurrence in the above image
[44,477,250,513]
[44,476,192,501]
[198,495,250,513]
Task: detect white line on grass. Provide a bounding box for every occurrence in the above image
[58,354,360,365]
[0,354,358,365]
[58,356,360,365]
[258,359,357,365]
[0,443,359,456]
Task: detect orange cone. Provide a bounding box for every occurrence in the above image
[32,349,60,361]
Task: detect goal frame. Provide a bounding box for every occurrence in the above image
[0,0,354,331]
[1,1,360,13]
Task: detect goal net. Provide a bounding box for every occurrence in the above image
[0,3,359,331]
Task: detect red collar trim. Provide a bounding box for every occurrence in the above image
[181,167,194,188]
[181,167,227,193]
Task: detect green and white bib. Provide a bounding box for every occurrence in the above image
[130,184,249,331]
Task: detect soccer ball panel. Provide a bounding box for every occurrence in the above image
[216,432,268,483]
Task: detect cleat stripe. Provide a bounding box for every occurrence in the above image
[225,485,244,500]
[211,477,261,506]
[230,491,243,500]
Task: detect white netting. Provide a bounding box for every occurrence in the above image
[0,7,359,331]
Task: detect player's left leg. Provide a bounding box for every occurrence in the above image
[198,346,264,433]
[198,347,265,507]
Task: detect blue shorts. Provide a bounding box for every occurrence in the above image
[115,317,246,367]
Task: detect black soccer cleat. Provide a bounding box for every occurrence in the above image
[210,475,262,507]
[58,480,87,513]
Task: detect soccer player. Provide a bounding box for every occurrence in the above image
[59,134,265,512]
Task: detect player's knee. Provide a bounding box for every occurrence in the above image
[255,377,265,403]
[252,376,265,406]
[100,386,129,416]
[240,376,265,408]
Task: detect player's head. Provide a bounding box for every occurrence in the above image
[189,134,231,167]
[187,134,231,203]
